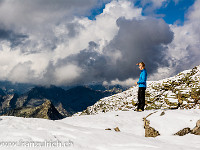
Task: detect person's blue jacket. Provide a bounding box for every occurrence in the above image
[137,68,147,87]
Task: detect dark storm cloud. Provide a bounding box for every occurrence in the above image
[0,0,109,29]
[44,41,108,85]
[103,17,174,81]
[0,28,28,47]
[47,17,174,85]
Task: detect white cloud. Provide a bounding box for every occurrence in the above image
[0,0,144,85]
[103,78,138,87]
[1,0,199,87]
[54,64,83,85]
[164,0,200,74]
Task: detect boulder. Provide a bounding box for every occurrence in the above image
[105,128,111,130]
[114,127,120,132]
[174,127,191,136]
[191,120,200,135]
[160,111,165,116]
[145,126,160,137]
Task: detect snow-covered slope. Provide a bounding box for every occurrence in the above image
[0,109,200,150]
[73,65,200,116]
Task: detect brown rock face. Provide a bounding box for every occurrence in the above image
[114,127,120,132]
[160,111,165,116]
[145,126,160,137]
[191,127,200,135]
[196,120,200,127]
[173,120,200,136]
[191,120,200,135]
[105,128,112,130]
[174,127,191,136]
[143,112,160,137]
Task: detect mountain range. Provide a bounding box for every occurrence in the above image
[0,84,124,119]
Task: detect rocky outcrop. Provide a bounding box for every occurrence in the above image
[0,85,114,117]
[145,126,160,137]
[74,65,200,116]
[160,111,165,116]
[191,120,200,135]
[105,128,112,130]
[143,111,160,137]
[174,127,191,136]
[114,127,120,132]
[0,94,19,114]
[174,120,200,136]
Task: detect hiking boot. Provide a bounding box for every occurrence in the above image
[134,108,143,112]
[134,108,138,111]
[137,109,143,112]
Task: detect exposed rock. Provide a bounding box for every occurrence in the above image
[191,120,200,135]
[143,118,150,128]
[145,126,160,137]
[105,128,112,130]
[191,128,200,135]
[196,120,200,127]
[55,102,70,117]
[73,65,200,116]
[114,127,120,132]
[160,111,165,116]
[174,127,191,136]
[0,94,19,114]
[143,112,160,137]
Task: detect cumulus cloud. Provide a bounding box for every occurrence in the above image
[1,0,199,87]
[49,16,173,86]
[164,0,200,76]
[0,0,175,86]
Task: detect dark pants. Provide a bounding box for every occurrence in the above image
[137,87,146,111]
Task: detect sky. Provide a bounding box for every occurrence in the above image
[0,0,199,87]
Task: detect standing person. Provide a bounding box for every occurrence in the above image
[134,62,147,112]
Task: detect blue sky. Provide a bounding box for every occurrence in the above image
[88,0,196,25]
[87,1,107,20]
[155,0,195,25]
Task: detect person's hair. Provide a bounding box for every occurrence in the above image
[139,62,145,68]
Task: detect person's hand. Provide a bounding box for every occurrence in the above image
[135,82,137,85]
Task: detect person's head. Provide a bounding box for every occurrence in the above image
[137,62,145,70]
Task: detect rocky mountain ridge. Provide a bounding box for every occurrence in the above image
[3,99,64,120]
[73,65,200,116]
[0,85,116,118]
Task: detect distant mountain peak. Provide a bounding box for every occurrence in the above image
[3,99,64,120]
